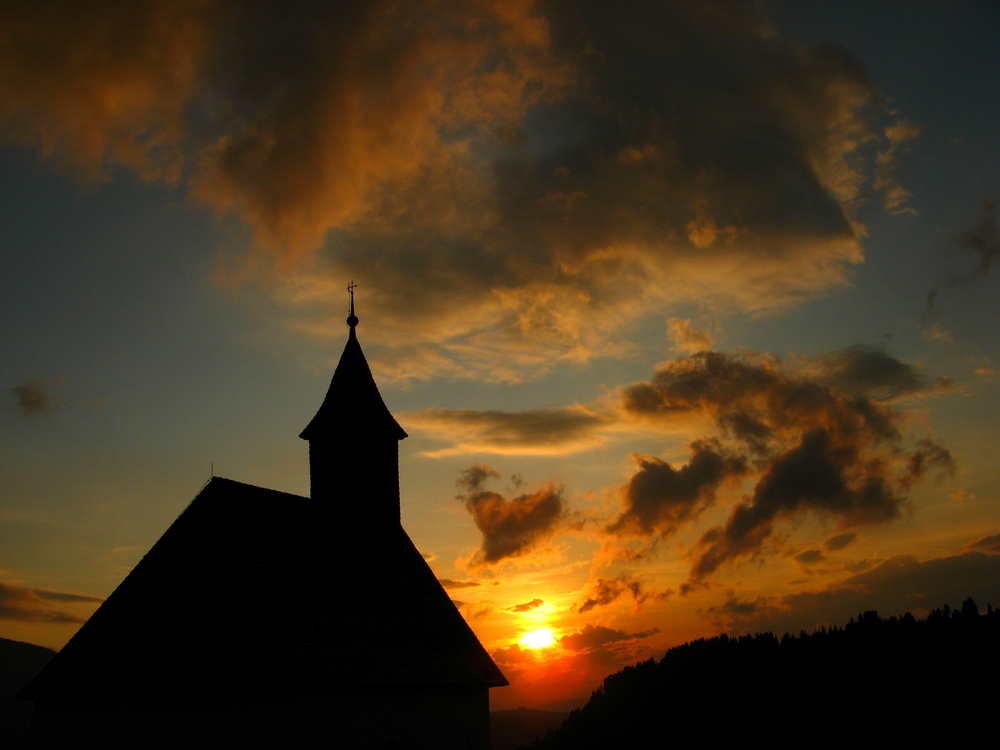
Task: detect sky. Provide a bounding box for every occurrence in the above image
[1,0,999,711]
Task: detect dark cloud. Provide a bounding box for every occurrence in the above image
[794,549,825,565]
[438,579,481,590]
[956,198,999,279]
[617,349,953,581]
[559,623,660,653]
[30,588,104,604]
[708,596,759,618]
[608,440,747,537]
[0,0,906,378]
[456,464,566,566]
[901,439,955,490]
[924,198,999,321]
[576,576,642,614]
[406,405,611,455]
[812,346,927,400]
[0,581,102,623]
[505,598,544,613]
[824,532,857,552]
[576,575,672,614]
[11,377,56,416]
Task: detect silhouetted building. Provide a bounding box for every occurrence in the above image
[19,292,507,749]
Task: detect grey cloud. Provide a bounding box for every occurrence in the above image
[504,598,544,613]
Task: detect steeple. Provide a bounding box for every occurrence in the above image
[300,283,407,525]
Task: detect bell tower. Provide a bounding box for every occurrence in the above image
[299,282,408,528]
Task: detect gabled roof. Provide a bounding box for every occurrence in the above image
[300,326,407,442]
[21,477,507,701]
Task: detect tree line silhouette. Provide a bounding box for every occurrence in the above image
[523,598,999,748]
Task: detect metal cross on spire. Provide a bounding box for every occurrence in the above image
[347,281,359,329]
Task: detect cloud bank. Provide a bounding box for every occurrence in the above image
[0,0,914,379]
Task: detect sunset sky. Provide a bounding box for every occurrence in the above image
[2,1,999,711]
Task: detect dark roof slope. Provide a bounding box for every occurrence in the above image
[21,477,506,701]
[300,328,407,442]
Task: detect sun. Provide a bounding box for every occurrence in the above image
[519,627,556,650]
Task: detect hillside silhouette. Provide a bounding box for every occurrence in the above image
[523,598,999,748]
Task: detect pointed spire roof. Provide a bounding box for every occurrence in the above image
[299,283,407,442]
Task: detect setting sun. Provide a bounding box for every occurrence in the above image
[519,627,556,650]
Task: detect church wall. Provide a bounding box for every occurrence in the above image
[30,685,492,750]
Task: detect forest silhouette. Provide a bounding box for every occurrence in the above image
[522,598,998,749]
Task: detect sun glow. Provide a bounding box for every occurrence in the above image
[519,627,556,650]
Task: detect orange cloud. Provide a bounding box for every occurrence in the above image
[666,318,714,355]
[0,1,914,382]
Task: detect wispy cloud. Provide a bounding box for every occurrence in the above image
[406,405,612,456]
[575,575,669,615]
[559,623,660,654]
[924,198,999,322]
[0,581,102,624]
[874,120,920,214]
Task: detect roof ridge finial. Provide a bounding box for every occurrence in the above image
[347,280,359,330]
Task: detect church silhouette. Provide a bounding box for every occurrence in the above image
[20,286,508,749]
